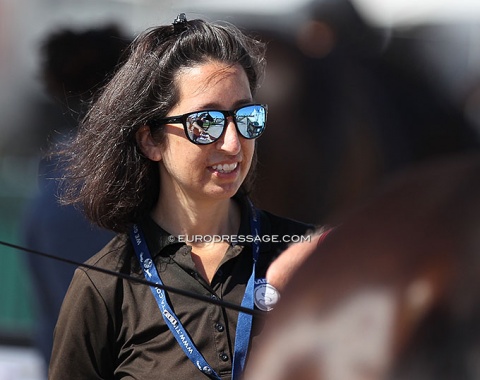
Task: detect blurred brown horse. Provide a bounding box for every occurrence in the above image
[246,153,480,380]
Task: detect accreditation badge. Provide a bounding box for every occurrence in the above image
[254,278,280,311]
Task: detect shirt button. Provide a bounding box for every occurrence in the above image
[219,353,229,362]
[215,323,225,332]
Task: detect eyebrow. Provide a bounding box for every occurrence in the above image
[198,99,253,110]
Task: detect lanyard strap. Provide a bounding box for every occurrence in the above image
[130,203,260,380]
[131,224,220,379]
[231,201,259,378]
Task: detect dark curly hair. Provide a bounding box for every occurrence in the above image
[58,17,267,233]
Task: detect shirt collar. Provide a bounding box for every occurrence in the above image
[138,216,180,258]
[138,194,270,257]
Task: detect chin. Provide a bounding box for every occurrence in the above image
[207,184,242,200]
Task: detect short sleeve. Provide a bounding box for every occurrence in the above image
[49,268,115,380]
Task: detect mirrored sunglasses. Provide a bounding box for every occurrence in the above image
[148,104,267,145]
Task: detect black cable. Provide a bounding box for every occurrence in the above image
[0,240,262,317]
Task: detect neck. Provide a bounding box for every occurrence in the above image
[151,195,240,238]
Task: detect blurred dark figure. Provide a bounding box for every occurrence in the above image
[246,152,480,379]
[252,0,480,226]
[243,3,480,377]
[21,24,130,366]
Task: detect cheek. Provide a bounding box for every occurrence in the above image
[160,137,199,172]
[242,140,256,169]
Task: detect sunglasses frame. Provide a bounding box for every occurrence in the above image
[148,103,268,145]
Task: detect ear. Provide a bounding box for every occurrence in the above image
[136,126,162,161]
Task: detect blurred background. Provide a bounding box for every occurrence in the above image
[1,0,480,378]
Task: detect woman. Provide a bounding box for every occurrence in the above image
[49,14,313,380]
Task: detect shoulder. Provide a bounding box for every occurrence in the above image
[235,194,314,239]
[258,209,315,237]
[84,233,132,268]
[75,233,137,292]
[255,208,315,261]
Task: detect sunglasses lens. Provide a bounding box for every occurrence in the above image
[235,105,267,139]
[183,105,266,144]
[185,111,225,144]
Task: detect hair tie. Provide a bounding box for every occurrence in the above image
[173,13,187,33]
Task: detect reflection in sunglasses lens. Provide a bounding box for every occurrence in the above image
[237,105,265,139]
[186,105,266,144]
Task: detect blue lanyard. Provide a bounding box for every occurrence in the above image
[129,203,260,380]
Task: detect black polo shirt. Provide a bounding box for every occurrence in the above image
[49,198,313,380]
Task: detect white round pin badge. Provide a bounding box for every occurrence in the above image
[254,280,280,311]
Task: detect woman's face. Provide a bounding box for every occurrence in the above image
[158,60,255,204]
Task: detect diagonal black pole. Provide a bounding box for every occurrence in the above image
[0,240,261,317]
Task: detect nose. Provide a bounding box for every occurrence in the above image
[217,118,241,154]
